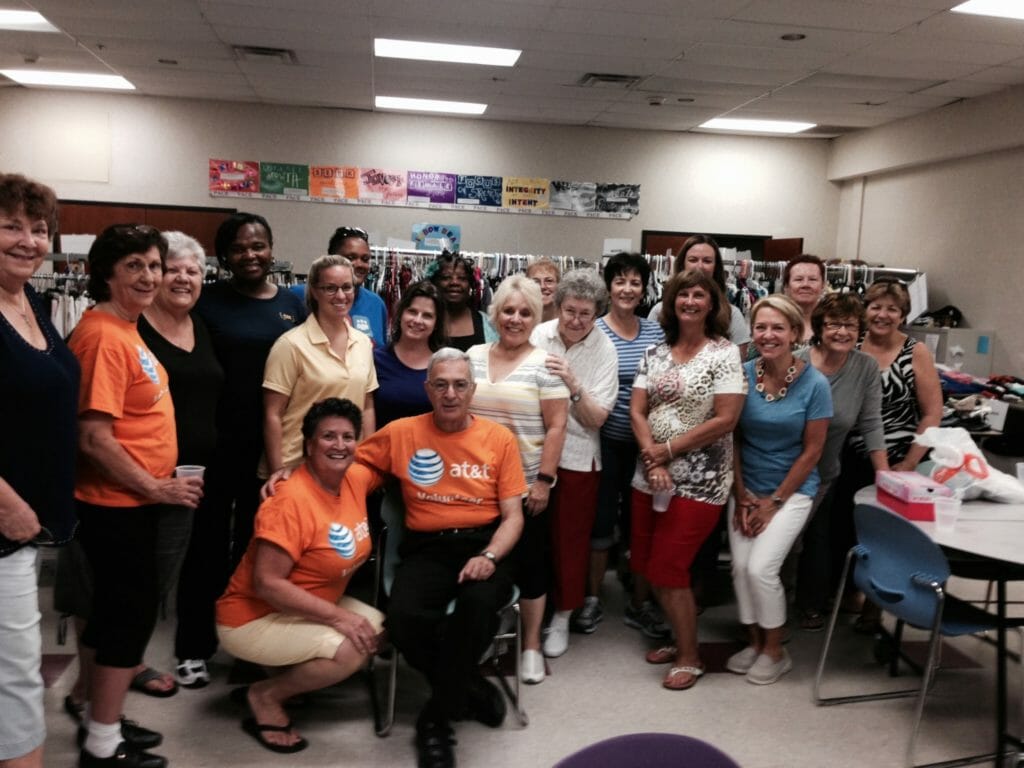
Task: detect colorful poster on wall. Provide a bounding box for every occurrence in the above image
[456,175,503,207]
[359,168,408,203]
[549,181,597,213]
[502,177,549,209]
[260,162,309,195]
[407,171,457,204]
[309,165,358,199]
[209,159,259,193]
[412,223,461,251]
[595,183,640,214]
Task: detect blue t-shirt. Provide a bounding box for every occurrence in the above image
[738,359,832,497]
[373,345,431,428]
[596,316,665,442]
[350,287,388,346]
[196,282,306,443]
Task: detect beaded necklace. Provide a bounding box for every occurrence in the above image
[754,358,797,402]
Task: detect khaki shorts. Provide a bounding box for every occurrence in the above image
[217,596,384,667]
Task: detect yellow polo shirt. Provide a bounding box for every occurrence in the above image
[259,314,378,477]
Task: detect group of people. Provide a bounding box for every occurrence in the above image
[0,169,944,768]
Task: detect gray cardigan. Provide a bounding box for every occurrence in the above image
[797,347,886,482]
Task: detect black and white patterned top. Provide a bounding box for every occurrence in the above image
[851,334,920,463]
[630,338,746,505]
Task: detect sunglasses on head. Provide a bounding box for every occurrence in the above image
[334,226,368,243]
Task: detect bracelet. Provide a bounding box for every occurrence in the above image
[665,441,673,460]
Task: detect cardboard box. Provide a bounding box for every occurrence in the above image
[876,488,935,522]
[876,470,953,503]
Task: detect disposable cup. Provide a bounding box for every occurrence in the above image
[652,489,673,513]
[933,496,960,533]
[1016,462,1024,484]
[175,465,206,479]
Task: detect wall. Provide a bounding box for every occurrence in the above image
[0,89,838,269]
[829,85,1024,374]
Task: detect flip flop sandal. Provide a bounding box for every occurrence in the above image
[799,610,826,632]
[662,665,705,691]
[241,717,308,754]
[130,666,179,698]
[645,645,678,665]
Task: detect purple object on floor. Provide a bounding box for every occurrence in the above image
[554,732,741,768]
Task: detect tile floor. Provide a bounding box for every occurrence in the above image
[37,554,1022,768]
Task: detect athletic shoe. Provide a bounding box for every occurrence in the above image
[725,646,760,675]
[174,659,210,688]
[746,650,793,685]
[570,597,604,634]
[542,623,569,658]
[623,600,670,639]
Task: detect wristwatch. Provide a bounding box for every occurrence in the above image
[480,550,497,563]
[570,388,583,403]
[536,472,557,486]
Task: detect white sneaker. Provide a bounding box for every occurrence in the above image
[174,658,210,688]
[520,650,545,684]
[746,650,792,685]
[542,623,569,658]
[725,646,759,675]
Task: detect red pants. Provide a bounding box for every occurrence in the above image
[630,489,722,589]
[549,468,600,611]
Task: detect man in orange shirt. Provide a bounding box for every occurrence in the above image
[357,348,525,768]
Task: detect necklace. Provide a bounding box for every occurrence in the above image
[1,290,31,324]
[755,358,797,402]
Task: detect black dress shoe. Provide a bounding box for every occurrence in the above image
[79,742,168,768]
[77,719,163,750]
[465,678,506,728]
[415,720,456,768]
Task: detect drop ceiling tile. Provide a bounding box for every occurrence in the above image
[823,54,982,81]
[730,0,938,34]
[962,65,1024,85]
[907,11,1024,47]
[681,41,841,71]
[659,59,809,87]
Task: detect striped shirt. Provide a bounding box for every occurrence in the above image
[467,344,569,485]
[596,316,665,442]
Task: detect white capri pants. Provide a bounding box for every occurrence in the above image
[728,493,814,629]
[0,547,45,760]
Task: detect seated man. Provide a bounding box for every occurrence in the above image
[357,347,526,768]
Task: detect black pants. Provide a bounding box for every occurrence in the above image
[386,526,514,722]
[173,443,262,661]
[77,502,161,668]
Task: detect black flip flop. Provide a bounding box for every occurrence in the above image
[241,717,308,754]
[129,667,179,698]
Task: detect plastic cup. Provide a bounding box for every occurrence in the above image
[933,496,960,533]
[652,489,673,513]
[1016,462,1024,484]
[175,465,206,479]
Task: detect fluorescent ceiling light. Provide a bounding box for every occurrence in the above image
[376,96,487,115]
[950,0,1024,21]
[0,10,59,32]
[375,38,521,67]
[0,69,135,90]
[699,118,815,134]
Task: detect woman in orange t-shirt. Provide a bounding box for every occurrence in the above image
[217,398,382,754]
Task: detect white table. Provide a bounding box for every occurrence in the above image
[854,486,1024,764]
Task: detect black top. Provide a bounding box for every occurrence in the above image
[194,282,306,446]
[0,285,80,556]
[449,309,487,352]
[138,312,225,466]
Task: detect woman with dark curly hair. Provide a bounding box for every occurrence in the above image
[70,224,205,767]
[428,251,496,351]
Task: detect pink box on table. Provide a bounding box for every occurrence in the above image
[874,471,954,522]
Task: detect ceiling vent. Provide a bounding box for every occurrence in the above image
[232,45,297,64]
[577,72,643,89]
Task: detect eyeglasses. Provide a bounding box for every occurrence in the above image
[316,283,355,296]
[561,307,595,323]
[532,276,558,287]
[823,321,860,332]
[333,226,368,243]
[428,379,471,394]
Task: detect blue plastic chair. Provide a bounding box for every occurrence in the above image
[813,503,1024,767]
[370,488,526,736]
[553,733,741,768]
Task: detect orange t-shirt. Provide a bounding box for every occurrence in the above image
[356,414,527,532]
[69,309,177,507]
[216,462,378,628]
